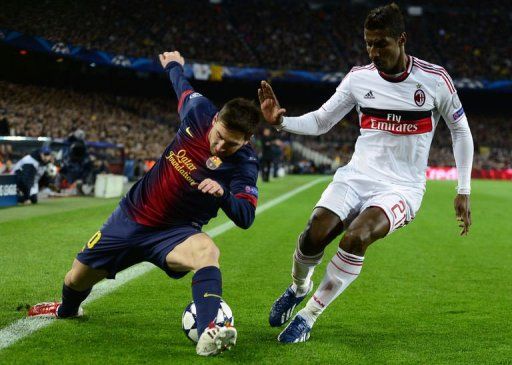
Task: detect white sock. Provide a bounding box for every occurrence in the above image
[299,247,364,327]
[290,238,323,296]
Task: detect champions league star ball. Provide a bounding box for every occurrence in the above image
[181,300,234,343]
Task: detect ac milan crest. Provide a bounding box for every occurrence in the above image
[206,156,222,170]
[414,89,426,106]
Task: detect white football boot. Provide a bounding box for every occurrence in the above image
[196,323,237,356]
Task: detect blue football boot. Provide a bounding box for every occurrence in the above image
[277,314,312,343]
[269,282,312,327]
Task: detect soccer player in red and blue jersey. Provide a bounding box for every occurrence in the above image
[28,51,261,356]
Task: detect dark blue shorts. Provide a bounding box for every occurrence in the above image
[76,206,202,279]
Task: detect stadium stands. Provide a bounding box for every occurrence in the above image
[1,0,510,79]
[0,1,510,175]
[0,81,177,161]
[0,81,509,172]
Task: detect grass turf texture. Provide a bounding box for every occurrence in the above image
[0,176,510,364]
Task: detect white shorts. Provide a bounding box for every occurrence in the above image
[316,166,425,235]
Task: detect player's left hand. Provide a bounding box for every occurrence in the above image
[454,194,471,236]
[198,178,224,198]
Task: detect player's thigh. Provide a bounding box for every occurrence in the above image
[65,259,108,291]
[305,175,361,252]
[165,233,220,272]
[342,206,390,250]
[315,168,362,226]
[76,207,143,279]
[362,189,421,235]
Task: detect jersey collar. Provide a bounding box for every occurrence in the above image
[377,55,412,83]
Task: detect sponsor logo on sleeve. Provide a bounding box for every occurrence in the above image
[452,107,465,121]
[245,185,258,197]
[189,92,203,99]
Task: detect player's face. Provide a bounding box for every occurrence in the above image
[364,28,403,73]
[41,152,52,164]
[208,118,247,158]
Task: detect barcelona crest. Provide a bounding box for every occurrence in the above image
[206,156,223,170]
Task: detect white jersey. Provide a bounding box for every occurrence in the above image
[13,154,46,195]
[281,55,473,193]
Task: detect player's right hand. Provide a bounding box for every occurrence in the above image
[159,51,185,68]
[454,194,471,236]
[258,81,287,126]
[198,178,224,198]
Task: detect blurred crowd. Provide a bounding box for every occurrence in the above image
[1,0,510,80]
[0,81,177,161]
[1,81,509,176]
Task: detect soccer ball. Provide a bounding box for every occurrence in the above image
[181,300,234,343]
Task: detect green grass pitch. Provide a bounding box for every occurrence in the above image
[0,175,511,364]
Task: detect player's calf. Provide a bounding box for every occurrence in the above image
[340,206,389,255]
[57,283,91,317]
[167,234,223,338]
[299,208,343,256]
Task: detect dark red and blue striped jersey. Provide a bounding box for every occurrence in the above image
[121,62,259,229]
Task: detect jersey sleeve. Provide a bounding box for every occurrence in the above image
[281,70,357,135]
[435,73,474,194]
[219,150,259,229]
[165,62,217,123]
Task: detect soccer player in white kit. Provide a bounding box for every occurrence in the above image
[258,3,473,343]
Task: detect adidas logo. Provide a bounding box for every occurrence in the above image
[364,90,375,99]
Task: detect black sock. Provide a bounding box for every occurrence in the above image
[57,284,91,317]
[192,266,222,337]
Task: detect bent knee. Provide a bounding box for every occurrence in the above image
[65,264,106,291]
[65,269,81,288]
[167,234,220,272]
[197,239,220,266]
[301,209,343,253]
[342,226,380,254]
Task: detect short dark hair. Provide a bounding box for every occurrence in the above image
[364,3,405,38]
[218,98,261,138]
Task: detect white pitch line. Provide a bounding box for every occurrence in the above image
[0,177,328,351]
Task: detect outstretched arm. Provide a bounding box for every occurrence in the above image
[159,51,191,97]
[258,73,356,136]
[159,51,197,118]
[160,51,218,123]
